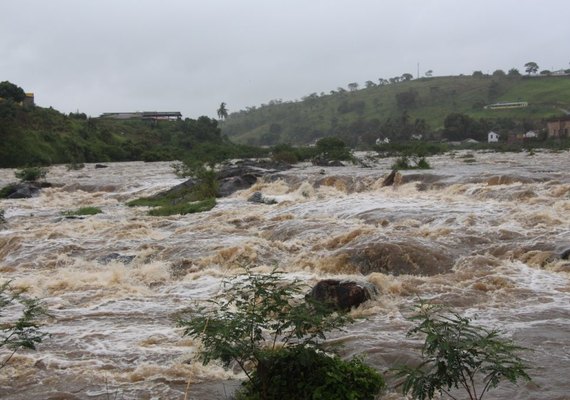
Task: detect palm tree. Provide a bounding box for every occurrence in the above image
[217,102,228,120]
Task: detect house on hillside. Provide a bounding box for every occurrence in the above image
[375,137,390,145]
[547,117,570,138]
[524,131,538,139]
[488,131,500,143]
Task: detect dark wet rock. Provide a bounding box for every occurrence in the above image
[94,164,108,169]
[98,253,135,265]
[560,248,570,260]
[1,182,52,199]
[218,174,259,197]
[312,157,345,167]
[382,170,398,187]
[308,279,377,310]
[339,239,455,276]
[247,191,277,204]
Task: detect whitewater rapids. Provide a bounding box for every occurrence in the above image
[0,150,569,399]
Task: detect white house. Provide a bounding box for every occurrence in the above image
[524,130,538,139]
[375,137,390,145]
[488,131,500,143]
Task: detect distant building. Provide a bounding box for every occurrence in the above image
[100,111,182,121]
[375,137,390,145]
[484,101,528,110]
[524,131,538,139]
[547,117,570,138]
[23,93,34,106]
[488,131,500,143]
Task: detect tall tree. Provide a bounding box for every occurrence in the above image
[217,102,228,120]
[524,62,539,75]
[401,73,413,81]
[347,82,359,92]
[0,81,26,102]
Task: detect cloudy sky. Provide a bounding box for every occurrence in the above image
[2,0,569,119]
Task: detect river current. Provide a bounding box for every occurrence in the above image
[0,150,569,399]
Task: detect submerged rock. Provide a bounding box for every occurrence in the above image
[339,239,454,276]
[247,191,277,204]
[308,279,376,310]
[98,253,136,265]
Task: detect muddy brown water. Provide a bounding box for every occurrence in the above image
[1,151,569,399]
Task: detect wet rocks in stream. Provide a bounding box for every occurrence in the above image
[247,191,277,204]
[308,279,377,310]
[0,182,52,199]
[339,239,455,276]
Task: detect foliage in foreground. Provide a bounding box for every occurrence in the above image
[393,302,531,400]
[0,281,49,369]
[238,346,384,400]
[178,268,384,399]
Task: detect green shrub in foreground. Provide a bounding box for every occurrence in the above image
[178,268,383,400]
[238,346,384,400]
[0,281,49,369]
[393,302,531,400]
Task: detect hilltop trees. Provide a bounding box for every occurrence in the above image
[217,102,228,120]
[524,62,539,75]
[0,81,26,103]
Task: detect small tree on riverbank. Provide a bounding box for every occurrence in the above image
[393,302,531,400]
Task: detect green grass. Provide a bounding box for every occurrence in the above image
[147,198,216,216]
[62,207,103,217]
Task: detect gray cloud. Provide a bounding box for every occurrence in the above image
[2,0,569,118]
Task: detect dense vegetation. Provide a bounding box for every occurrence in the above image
[221,74,570,146]
[0,82,266,168]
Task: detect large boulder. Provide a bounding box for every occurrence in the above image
[1,182,51,199]
[308,279,377,311]
[218,174,259,197]
[339,239,455,276]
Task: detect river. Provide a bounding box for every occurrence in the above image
[0,150,569,399]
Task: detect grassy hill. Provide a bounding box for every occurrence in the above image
[221,75,570,146]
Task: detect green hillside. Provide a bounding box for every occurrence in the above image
[0,89,263,168]
[221,75,570,146]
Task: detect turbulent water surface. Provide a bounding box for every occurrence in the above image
[1,151,569,399]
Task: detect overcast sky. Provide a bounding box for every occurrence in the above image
[2,0,569,119]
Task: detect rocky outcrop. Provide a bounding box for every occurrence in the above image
[1,182,52,199]
[308,279,377,310]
